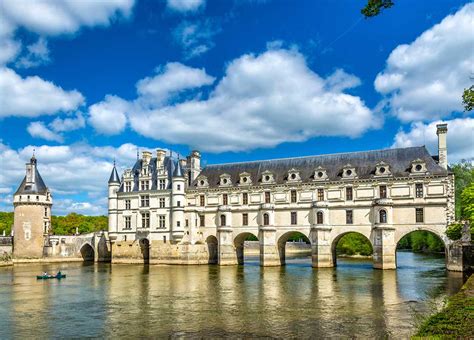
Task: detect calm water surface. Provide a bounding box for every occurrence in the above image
[0,251,465,339]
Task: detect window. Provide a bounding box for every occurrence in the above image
[140,195,149,207]
[346,210,353,224]
[185,219,189,227]
[242,192,248,205]
[125,182,131,192]
[159,198,165,208]
[242,213,248,226]
[200,215,205,227]
[177,221,181,227]
[416,208,424,223]
[379,210,387,223]
[380,185,387,199]
[263,213,270,226]
[159,179,166,190]
[346,187,353,201]
[125,200,131,210]
[317,189,324,201]
[44,222,48,233]
[177,201,181,207]
[291,212,297,225]
[44,207,48,217]
[290,190,297,203]
[140,180,149,191]
[141,212,150,229]
[124,216,131,229]
[159,215,165,229]
[265,191,271,203]
[222,194,228,205]
[316,211,323,224]
[416,183,423,198]
[220,214,226,226]
[177,184,181,191]
[200,195,205,206]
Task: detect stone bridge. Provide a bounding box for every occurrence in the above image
[201,223,463,271]
[46,231,111,262]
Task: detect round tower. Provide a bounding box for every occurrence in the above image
[13,155,52,259]
[108,161,121,235]
[171,161,185,241]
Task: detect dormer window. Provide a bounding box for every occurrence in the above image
[239,172,252,186]
[287,168,301,182]
[375,161,391,177]
[219,174,232,187]
[313,167,328,181]
[342,164,357,179]
[197,175,209,188]
[410,159,427,175]
[261,170,275,184]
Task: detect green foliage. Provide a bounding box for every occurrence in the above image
[462,85,474,112]
[287,232,310,243]
[0,212,14,236]
[336,233,373,256]
[460,182,474,223]
[446,223,463,241]
[397,231,444,253]
[415,274,474,338]
[51,213,108,235]
[451,161,474,220]
[361,0,394,18]
[245,234,258,241]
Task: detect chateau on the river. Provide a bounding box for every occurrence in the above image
[107,124,461,270]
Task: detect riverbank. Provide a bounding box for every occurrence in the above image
[413,274,474,338]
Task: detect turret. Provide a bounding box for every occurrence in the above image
[186,150,201,185]
[171,161,185,241]
[108,161,121,233]
[436,123,448,170]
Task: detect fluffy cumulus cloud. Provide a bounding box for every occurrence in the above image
[0,142,152,215]
[0,67,84,118]
[392,118,474,163]
[15,37,51,69]
[27,121,64,143]
[27,113,86,142]
[88,95,129,135]
[90,48,378,152]
[375,3,474,122]
[173,19,221,59]
[167,0,205,13]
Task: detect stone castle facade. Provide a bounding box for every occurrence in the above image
[108,124,460,269]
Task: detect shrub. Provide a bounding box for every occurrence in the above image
[446,223,463,241]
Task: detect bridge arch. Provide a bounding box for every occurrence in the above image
[277,230,311,265]
[234,231,259,265]
[80,242,94,262]
[206,235,218,264]
[330,231,373,267]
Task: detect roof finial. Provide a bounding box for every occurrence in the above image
[136,147,139,160]
[33,148,35,157]
[113,157,116,167]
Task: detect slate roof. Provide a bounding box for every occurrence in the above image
[193,146,447,188]
[15,167,48,195]
[108,165,121,184]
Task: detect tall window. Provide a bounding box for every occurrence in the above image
[263,213,270,226]
[316,211,323,224]
[140,180,149,191]
[200,215,205,227]
[177,201,181,207]
[124,216,131,229]
[242,213,248,226]
[379,185,387,199]
[44,207,48,217]
[220,214,226,226]
[317,188,324,201]
[346,187,353,201]
[291,212,297,225]
[379,210,387,223]
[159,179,166,190]
[416,208,424,223]
[125,182,131,192]
[242,192,248,205]
[177,184,181,191]
[222,194,228,205]
[415,183,423,198]
[346,210,353,224]
[125,200,131,210]
[159,198,165,208]
[140,195,149,207]
[290,190,297,203]
[159,215,165,229]
[141,212,150,229]
[200,195,205,206]
[265,191,271,203]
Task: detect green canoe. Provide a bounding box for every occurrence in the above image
[36,274,66,280]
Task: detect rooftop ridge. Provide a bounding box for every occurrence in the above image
[204,146,427,168]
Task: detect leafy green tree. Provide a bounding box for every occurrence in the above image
[336,233,373,256]
[462,85,474,112]
[451,162,474,219]
[0,212,14,236]
[361,0,394,18]
[460,182,474,223]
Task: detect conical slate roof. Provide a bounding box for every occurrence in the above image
[108,164,121,184]
[14,166,48,195]
[173,161,184,177]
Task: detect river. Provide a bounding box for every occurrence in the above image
[0,251,465,339]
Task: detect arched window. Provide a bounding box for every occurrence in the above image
[263,213,270,226]
[379,210,387,224]
[220,214,226,227]
[316,211,323,225]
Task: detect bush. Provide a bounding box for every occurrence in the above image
[446,223,463,241]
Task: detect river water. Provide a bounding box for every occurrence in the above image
[0,251,465,339]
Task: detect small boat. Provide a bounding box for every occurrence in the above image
[36,274,66,280]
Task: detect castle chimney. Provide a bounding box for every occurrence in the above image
[156,149,166,168]
[142,151,152,165]
[436,123,448,170]
[187,150,201,182]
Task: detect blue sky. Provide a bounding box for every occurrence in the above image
[0,0,472,215]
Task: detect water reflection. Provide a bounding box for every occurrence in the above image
[0,252,464,339]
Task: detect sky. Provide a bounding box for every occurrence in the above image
[0,0,473,215]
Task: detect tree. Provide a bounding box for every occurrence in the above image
[361,0,394,18]
[451,162,474,220]
[460,182,474,223]
[462,85,474,112]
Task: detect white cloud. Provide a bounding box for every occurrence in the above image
[167,0,205,13]
[0,67,84,118]
[27,121,64,143]
[49,112,86,132]
[375,3,474,122]
[392,118,474,163]
[90,48,377,152]
[173,19,221,59]
[326,69,361,92]
[88,95,129,135]
[15,37,51,69]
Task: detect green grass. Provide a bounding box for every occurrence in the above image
[413,274,474,339]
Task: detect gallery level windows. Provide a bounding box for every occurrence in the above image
[242,213,248,226]
[220,214,226,226]
[416,208,424,223]
[317,188,324,201]
[159,198,165,208]
[140,195,149,207]
[316,211,323,225]
[222,193,228,205]
[159,215,166,229]
[141,212,150,229]
[290,212,297,225]
[346,187,353,201]
[124,216,131,230]
[159,179,166,190]
[265,191,271,203]
[242,192,248,205]
[415,183,424,198]
[125,199,131,210]
[379,210,387,224]
[125,182,132,192]
[290,190,297,203]
[140,180,149,191]
[200,195,205,206]
[346,210,353,224]
[379,185,387,199]
[200,215,205,227]
[263,213,270,226]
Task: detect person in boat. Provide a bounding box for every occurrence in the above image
[56,271,62,277]
[43,272,48,276]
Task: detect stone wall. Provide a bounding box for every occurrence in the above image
[13,205,45,259]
